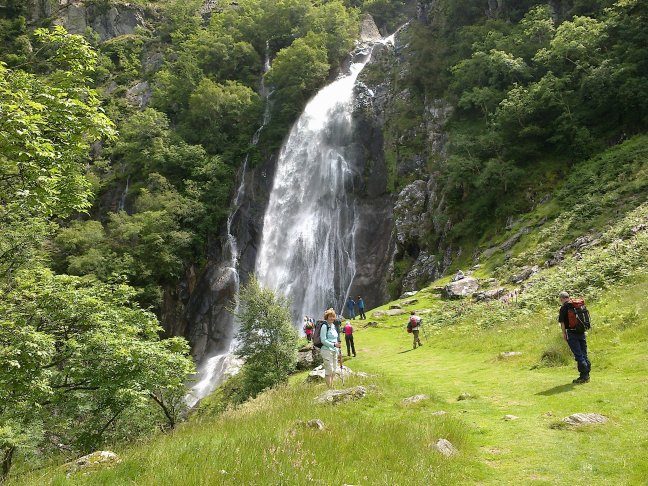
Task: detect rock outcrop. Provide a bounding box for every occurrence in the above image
[314,386,367,404]
[443,277,479,299]
[52,1,148,41]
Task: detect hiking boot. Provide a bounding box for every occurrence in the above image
[572,376,590,384]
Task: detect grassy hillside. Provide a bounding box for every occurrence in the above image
[10,278,647,485]
[9,138,648,485]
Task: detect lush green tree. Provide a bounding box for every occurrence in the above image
[184,78,262,155]
[0,268,194,477]
[234,277,298,400]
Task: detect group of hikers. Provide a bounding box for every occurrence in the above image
[304,290,592,388]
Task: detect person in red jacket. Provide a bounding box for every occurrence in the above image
[343,321,356,357]
[303,316,314,342]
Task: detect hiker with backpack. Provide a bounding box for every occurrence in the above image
[303,316,314,342]
[313,308,341,388]
[407,311,423,349]
[558,291,592,384]
[356,296,366,320]
[343,320,356,357]
[346,297,356,320]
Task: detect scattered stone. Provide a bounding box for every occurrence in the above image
[400,290,419,298]
[452,270,465,281]
[389,304,402,310]
[499,351,523,358]
[386,308,406,316]
[474,288,507,302]
[295,419,326,430]
[443,277,479,299]
[306,365,355,383]
[400,298,419,306]
[402,394,429,404]
[372,311,386,318]
[363,321,379,328]
[457,393,474,401]
[431,411,448,416]
[431,286,445,294]
[503,415,519,421]
[470,264,481,271]
[67,451,120,473]
[509,265,539,284]
[432,438,458,457]
[563,413,608,426]
[500,227,530,251]
[315,386,367,404]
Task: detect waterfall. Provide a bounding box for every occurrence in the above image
[117,175,129,212]
[255,38,390,322]
[186,43,273,407]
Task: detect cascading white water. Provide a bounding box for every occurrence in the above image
[186,43,273,407]
[256,40,389,322]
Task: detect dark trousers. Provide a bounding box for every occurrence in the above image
[567,331,591,377]
[345,335,356,356]
[358,308,366,319]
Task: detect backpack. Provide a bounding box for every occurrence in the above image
[312,320,328,348]
[567,298,591,333]
[406,316,417,333]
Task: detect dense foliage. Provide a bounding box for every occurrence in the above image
[0,26,194,480]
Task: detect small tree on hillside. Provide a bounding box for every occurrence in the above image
[234,277,298,400]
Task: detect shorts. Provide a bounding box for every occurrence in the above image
[320,348,338,376]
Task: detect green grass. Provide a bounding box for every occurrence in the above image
[9,270,648,485]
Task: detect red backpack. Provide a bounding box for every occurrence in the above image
[407,316,418,333]
[566,298,591,332]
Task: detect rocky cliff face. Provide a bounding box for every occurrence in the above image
[29,0,148,41]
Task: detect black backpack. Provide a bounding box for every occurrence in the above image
[312,320,328,348]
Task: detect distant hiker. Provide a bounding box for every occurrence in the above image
[318,308,341,388]
[558,291,592,384]
[356,296,366,320]
[408,311,423,349]
[346,297,356,320]
[303,316,314,342]
[343,320,356,357]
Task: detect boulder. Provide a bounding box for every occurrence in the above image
[67,451,120,473]
[389,304,402,310]
[443,277,479,299]
[363,321,379,328]
[473,288,506,302]
[509,265,539,284]
[402,394,429,404]
[386,308,406,316]
[499,351,523,358]
[457,392,474,401]
[563,413,608,426]
[452,270,465,282]
[314,386,367,404]
[503,415,519,421]
[372,311,386,318]
[297,344,322,371]
[432,439,458,457]
[431,411,448,416]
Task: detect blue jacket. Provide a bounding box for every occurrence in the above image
[319,322,339,352]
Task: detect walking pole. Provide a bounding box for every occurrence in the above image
[338,345,345,386]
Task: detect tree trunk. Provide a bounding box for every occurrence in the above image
[1,446,16,483]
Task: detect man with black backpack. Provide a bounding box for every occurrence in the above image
[408,311,423,349]
[558,291,592,384]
